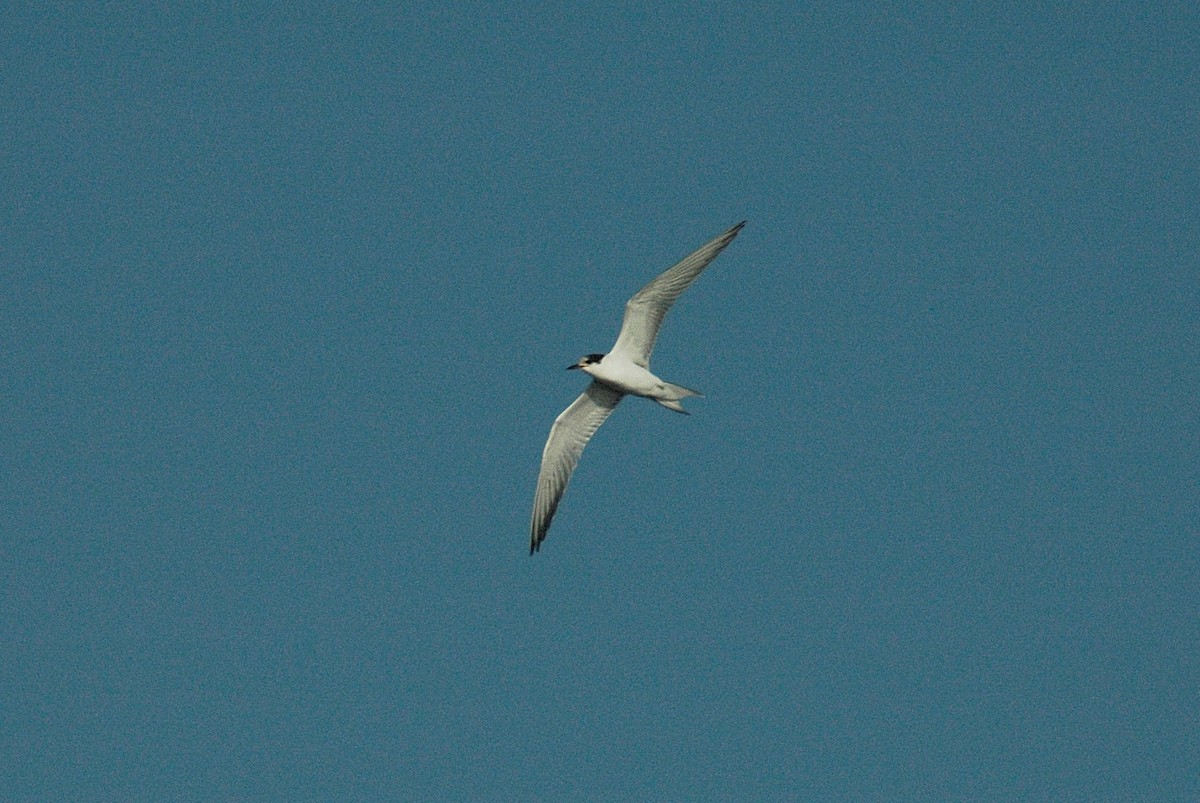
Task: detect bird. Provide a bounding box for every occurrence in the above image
[530,221,746,553]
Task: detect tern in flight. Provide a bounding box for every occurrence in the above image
[529,222,746,553]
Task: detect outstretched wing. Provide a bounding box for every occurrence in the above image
[530,381,624,553]
[609,222,745,367]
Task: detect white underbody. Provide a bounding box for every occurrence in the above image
[580,354,684,401]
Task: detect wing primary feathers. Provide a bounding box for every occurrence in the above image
[609,222,745,367]
[530,381,624,553]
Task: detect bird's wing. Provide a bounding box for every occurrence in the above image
[609,221,745,367]
[530,380,624,553]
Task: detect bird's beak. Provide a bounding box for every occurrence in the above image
[566,363,581,370]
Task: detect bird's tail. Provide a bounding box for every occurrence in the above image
[656,382,703,414]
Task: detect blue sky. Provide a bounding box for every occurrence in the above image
[3,3,1197,799]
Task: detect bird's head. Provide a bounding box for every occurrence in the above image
[567,353,606,371]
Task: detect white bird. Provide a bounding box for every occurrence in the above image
[530,222,746,553]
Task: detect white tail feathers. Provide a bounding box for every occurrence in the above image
[655,382,702,414]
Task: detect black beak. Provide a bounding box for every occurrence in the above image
[566,363,581,370]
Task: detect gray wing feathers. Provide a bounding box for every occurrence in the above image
[530,381,624,553]
[610,221,745,366]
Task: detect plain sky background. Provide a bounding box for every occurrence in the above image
[3,3,1198,799]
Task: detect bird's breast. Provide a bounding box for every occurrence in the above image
[584,359,664,397]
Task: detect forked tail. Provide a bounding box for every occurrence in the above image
[656,381,703,414]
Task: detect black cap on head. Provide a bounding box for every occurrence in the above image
[567,353,606,370]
